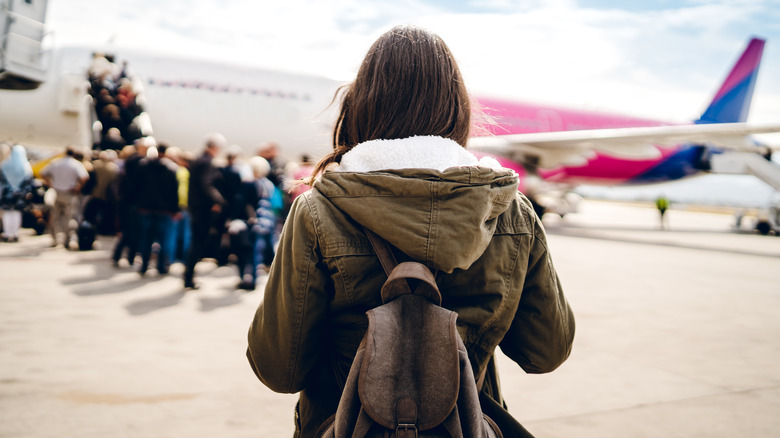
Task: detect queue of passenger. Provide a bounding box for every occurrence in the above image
[0,134,313,292]
[180,136,305,290]
[88,53,148,151]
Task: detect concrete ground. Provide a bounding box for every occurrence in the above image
[1,200,779,437]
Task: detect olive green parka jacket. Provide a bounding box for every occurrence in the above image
[247,138,575,437]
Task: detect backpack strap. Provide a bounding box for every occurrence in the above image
[363,227,401,276]
[364,227,443,305]
[364,226,411,300]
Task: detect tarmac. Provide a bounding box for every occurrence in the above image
[1,199,779,437]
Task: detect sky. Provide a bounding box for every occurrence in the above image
[45,0,780,129]
[41,0,780,209]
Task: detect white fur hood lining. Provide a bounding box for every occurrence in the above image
[336,136,502,173]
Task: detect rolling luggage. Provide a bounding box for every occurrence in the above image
[77,220,96,251]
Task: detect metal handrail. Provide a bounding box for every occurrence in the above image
[1,5,48,30]
[1,33,44,65]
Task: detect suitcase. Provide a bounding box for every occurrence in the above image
[77,221,96,251]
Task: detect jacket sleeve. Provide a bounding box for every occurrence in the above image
[167,167,180,213]
[206,167,227,206]
[246,194,331,393]
[194,160,226,207]
[499,213,575,374]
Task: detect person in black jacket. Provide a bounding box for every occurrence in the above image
[226,159,262,291]
[183,133,227,289]
[213,145,243,266]
[136,143,179,276]
[111,138,149,266]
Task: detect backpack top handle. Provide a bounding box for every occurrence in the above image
[382,262,442,306]
[364,227,442,306]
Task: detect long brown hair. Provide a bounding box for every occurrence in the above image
[310,25,471,181]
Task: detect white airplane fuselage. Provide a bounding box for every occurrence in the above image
[0,46,343,160]
[4,43,780,235]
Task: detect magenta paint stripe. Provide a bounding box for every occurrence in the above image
[712,39,764,102]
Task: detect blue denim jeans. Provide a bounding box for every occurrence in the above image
[166,210,191,263]
[138,211,174,274]
[255,232,276,269]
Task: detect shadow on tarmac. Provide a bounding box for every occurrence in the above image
[125,290,187,316]
[547,221,759,235]
[0,242,53,258]
[62,260,126,289]
[122,287,250,315]
[2,233,258,319]
[198,291,245,313]
[71,278,151,296]
[547,226,780,258]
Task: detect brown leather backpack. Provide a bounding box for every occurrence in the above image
[317,228,503,438]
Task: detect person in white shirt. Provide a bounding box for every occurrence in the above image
[41,147,89,248]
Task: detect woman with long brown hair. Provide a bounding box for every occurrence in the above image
[247,25,574,437]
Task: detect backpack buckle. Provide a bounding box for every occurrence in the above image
[396,423,418,438]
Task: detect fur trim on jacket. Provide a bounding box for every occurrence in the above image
[337,136,503,173]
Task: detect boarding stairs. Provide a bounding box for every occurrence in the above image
[0,0,50,89]
[710,151,780,234]
[710,152,780,192]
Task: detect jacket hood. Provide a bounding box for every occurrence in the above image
[313,136,519,273]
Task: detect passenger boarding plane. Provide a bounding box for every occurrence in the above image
[2,1,780,233]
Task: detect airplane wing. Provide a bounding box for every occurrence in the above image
[467,122,780,168]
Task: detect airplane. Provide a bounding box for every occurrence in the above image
[2,1,780,234]
[467,38,780,222]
